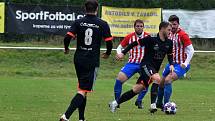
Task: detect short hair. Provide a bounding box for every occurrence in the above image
[85,0,98,13]
[168,15,180,24]
[159,21,170,30]
[134,19,144,27]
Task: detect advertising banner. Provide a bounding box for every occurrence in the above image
[6,3,84,35]
[102,6,161,37]
[163,9,215,38]
[0,2,5,33]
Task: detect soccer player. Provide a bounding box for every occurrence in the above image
[114,19,150,109]
[59,0,113,121]
[156,15,194,108]
[109,21,174,113]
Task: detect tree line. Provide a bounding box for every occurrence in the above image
[1,0,215,10]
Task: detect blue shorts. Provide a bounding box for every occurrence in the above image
[121,63,141,79]
[162,63,190,78]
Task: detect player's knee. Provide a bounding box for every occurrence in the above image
[153,76,161,84]
[132,84,144,93]
[117,72,128,82]
[164,76,173,84]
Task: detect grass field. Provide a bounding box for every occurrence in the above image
[0,49,215,121]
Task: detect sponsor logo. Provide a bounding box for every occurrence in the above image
[80,22,99,28]
[16,10,84,21]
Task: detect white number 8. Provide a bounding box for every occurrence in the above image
[84,28,93,45]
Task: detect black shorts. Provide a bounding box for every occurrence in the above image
[137,64,157,88]
[74,60,98,92]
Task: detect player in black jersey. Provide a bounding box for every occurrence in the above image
[60,0,113,121]
[109,21,174,113]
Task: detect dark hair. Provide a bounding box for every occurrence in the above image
[159,21,170,30]
[168,15,179,24]
[85,0,98,13]
[134,19,144,27]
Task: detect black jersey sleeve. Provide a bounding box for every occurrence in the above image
[167,40,174,65]
[121,41,138,55]
[64,34,72,50]
[102,22,113,41]
[64,21,78,50]
[105,41,113,55]
[68,21,78,35]
[137,36,151,47]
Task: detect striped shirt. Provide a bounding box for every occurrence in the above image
[169,28,192,64]
[120,32,149,63]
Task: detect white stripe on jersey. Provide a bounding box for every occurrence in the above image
[170,33,185,64]
[128,33,145,64]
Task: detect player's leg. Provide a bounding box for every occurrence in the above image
[149,73,161,113]
[135,64,148,109]
[135,87,148,109]
[163,73,176,104]
[109,83,146,113]
[60,61,97,120]
[156,77,165,109]
[140,64,160,113]
[62,91,86,120]
[77,67,98,121]
[114,63,139,101]
[78,95,87,121]
[163,64,190,104]
[109,70,150,113]
[114,72,128,101]
[157,64,171,108]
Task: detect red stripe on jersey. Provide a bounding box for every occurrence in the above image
[177,38,181,64]
[134,36,139,63]
[138,47,143,63]
[120,32,149,64]
[169,28,191,64]
[182,45,185,62]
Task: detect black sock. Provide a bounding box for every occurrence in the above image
[151,83,159,104]
[78,97,87,120]
[118,89,137,104]
[65,93,84,119]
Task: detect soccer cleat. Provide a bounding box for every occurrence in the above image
[135,101,143,109]
[149,103,157,113]
[109,100,118,113]
[79,120,86,121]
[59,114,69,121]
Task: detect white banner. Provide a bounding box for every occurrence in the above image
[163,9,215,38]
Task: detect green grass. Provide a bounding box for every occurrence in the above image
[0,49,215,121]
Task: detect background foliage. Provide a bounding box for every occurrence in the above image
[1,0,215,9]
[0,0,215,50]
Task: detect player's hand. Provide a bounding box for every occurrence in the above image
[180,63,187,69]
[101,52,109,59]
[64,48,69,54]
[115,53,124,61]
[170,65,174,73]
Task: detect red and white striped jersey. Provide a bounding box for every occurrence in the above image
[168,28,192,64]
[120,32,150,63]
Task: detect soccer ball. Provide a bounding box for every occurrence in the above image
[163,102,177,114]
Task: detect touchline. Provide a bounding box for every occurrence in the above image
[15,10,85,21]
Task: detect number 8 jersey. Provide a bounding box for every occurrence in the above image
[67,14,113,67]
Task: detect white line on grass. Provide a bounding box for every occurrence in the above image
[0,46,214,53]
